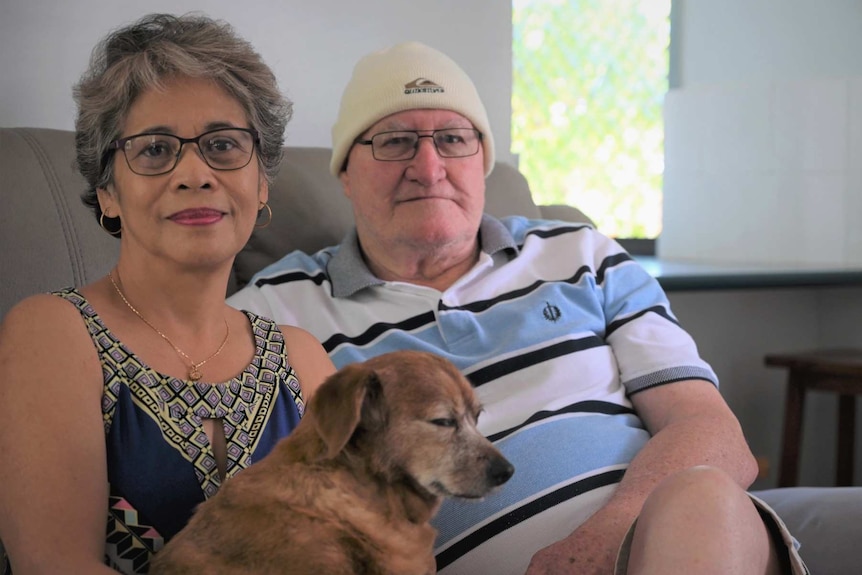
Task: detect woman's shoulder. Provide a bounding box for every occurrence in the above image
[0,290,95,356]
[277,323,322,347]
[0,289,102,402]
[277,323,335,401]
[2,290,81,327]
[238,312,326,362]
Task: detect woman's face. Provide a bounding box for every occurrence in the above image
[97,76,268,271]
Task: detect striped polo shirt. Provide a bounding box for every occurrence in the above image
[227,214,718,575]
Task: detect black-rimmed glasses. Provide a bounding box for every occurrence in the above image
[354,128,482,162]
[107,127,260,176]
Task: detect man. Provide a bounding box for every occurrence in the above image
[228,42,806,574]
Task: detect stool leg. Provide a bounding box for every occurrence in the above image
[779,373,806,487]
[836,394,855,486]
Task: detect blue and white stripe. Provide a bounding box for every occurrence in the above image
[227,214,718,574]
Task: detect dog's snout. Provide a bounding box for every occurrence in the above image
[487,457,515,487]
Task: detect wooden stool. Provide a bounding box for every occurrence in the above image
[765,348,862,487]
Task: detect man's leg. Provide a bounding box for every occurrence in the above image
[622,466,782,575]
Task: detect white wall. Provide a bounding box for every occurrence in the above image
[662,0,862,265]
[0,0,513,161]
[662,0,862,488]
[676,0,862,86]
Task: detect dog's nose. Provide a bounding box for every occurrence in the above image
[487,457,515,486]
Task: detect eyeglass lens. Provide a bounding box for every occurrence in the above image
[121,128,256,175]
[371,129,480,161]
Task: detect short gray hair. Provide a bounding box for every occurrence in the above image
[74,13,292,225]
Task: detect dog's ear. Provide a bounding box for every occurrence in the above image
[309,363,383,459]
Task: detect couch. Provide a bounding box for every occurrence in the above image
[2,126,861,573]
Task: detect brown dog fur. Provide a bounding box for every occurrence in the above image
[150,350,514,574]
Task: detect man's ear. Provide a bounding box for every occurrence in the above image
[339,170,353,201]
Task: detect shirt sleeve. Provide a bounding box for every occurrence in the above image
[589,233,719,394]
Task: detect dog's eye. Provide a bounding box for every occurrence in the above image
[430,418,457,428]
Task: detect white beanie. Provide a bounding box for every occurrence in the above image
[330,41,495,177]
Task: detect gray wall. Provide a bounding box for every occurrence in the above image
[670,287,862,489]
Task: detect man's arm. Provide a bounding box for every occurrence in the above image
[526,379,758,574]
[629,379,758,490]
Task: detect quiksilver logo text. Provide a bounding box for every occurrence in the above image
[404,78,444,94]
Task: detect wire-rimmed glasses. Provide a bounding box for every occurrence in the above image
[354,128,482,162]
[107,127,260,176]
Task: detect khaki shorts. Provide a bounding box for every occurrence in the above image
[614,493,809,574]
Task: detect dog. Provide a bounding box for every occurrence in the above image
[150,350,514,574]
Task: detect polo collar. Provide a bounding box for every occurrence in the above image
[327,213,519,298]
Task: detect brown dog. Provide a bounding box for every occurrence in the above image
[150,350,514,574]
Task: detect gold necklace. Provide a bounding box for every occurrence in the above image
[108,270,230,382]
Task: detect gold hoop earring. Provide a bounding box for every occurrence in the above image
[99,212,122,236]
[255,202,273,229]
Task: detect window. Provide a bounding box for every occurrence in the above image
[512,0,671,240]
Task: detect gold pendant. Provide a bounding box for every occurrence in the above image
[189,366,202,381]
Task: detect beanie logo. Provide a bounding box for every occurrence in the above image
[404,78,444,94]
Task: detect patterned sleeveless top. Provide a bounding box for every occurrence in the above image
[1,288,305,574]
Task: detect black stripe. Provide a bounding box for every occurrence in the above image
[253,270,328,288]
[439,265,593,314]
[596,252,634,285]
[439,250,633,315]
[435,469,626,570]
[523,224,592,242]
[466,337,606,387]
[605,305,679,338]
[321,311,437,353]
[485,400,635,443]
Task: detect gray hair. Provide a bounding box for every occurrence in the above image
[74,13,292,226]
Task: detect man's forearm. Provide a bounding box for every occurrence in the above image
[614,379,758,511]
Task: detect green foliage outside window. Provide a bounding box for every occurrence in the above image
[512,0,670,238]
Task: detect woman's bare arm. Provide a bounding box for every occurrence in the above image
[0,295,115,574]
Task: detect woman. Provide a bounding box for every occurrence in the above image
[0,13,335,574]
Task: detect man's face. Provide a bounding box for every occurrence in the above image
[339,109,486,257]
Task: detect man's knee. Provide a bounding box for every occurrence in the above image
[642,465,748,520]
[628,467,783,574]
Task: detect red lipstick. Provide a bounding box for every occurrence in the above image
[168,208,224,225]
